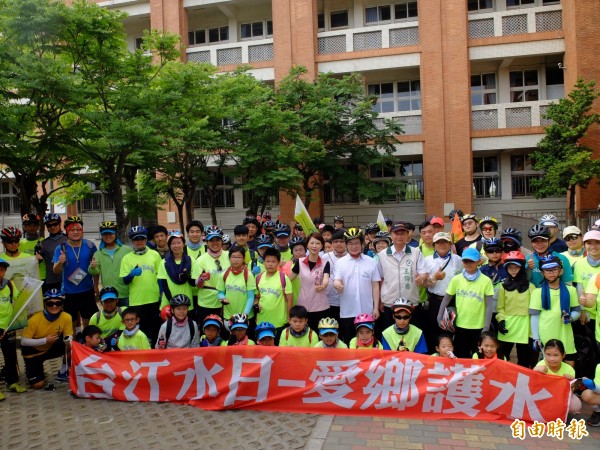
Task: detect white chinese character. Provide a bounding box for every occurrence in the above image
[422,362,450,413]
[122,359,170,401]
[486,372,552,422]
[304,359,362,409]
[224,355,274,407]
[174,356,224,400]
[361,357,423,410]
[74,354,116,399]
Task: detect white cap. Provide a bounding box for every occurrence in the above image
[562,226,582,238]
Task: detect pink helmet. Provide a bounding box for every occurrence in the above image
[354,313,375,330]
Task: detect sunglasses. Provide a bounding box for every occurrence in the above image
[215,259,222,271]
[46,301,63,307]
[46,222,60,228]
[482,226,494,231]
[394,315,411,320]
[564,235,581,241]
[486,249,502,254]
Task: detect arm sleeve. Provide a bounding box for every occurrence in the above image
[291,261,300,274]
[483,295,494,331]
[244,290,256,315]
[21,337,47,347]
[159,279,172,301]
[123,273,134,285]
[530,314,540,340]
[437,294,452,323]
[496,286,506,322]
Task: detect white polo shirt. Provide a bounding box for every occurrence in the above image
[334,253,381,318]
[423,253,463,296]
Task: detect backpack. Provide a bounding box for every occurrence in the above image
[91,308,123,325]
[255,271,286,299]
[165,317,196,346]
[222,267,249,286]
[283,327,314,345]
[573,325,599,379]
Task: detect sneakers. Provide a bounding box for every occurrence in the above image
[587,411,600,427]
[7,383,27,394]
[56,370,70,383]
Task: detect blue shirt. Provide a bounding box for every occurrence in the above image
[526,251,573,288]
[52,240,97,293]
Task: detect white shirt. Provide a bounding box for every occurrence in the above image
[334,253,381,318]
[321,251,346,307]
[423,253,463,296]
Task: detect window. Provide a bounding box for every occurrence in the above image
[506,0,535,7]
[78,184,114,213]
[369,160,423,202]
[330,11,349,28]
[135,37,144,49]
[194,175,235,208]
[394,2,418,20]
[545,66,564,100]
[323,168,359,204]
[242,189,279,209]
[0,181,20,214]
[208,26,229,43]
[368,80,421,113]
[241,20,273,39]
[317,13,325,30]
[365,5,392,24]
[188,29,206,46]
[511,152,542,197]
[468,0,494,11]
[471,73,497,106]
[473,156,500,198]
[509,70,539,102]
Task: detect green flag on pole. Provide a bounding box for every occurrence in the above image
[294,195,318,234]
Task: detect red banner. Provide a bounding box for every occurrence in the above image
[70,342,570,424]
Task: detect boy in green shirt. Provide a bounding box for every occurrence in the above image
[255,248,292,333]
[88,286,125,351]
[278,305,316,347]
[117,308,151,351]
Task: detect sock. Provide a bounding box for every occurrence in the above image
[60,364,68,373]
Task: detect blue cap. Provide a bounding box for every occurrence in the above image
[257,329,276,340]
[203,319,222,330]
[540,261,560,270]
[100,291,118,302]
[230,322,248,330]
[0,258,10,268]
[356,322,374,330]
[461,247,481,261]
[100,229,116,235]
[504,260,522,268]
[319,328,339,336]
[206,232,222,241]
[257,242,273,249]
[275,230,290,237]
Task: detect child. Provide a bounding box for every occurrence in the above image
[372,232,391,255]
[348,313,381,349]
[255,248,293,333]
[0,258,26,397]
[282,236,306,307]
[480,238,507,286]
[496,251,534,368]
[88,286,125,351]
[278,305,316,347]
[382,298,427,353]
[217,246,256,325]
[437,247,494,358]
[156,294,199,349]
[581,363,600,427]
[433,333,456,358]
[252,234,273,276]
[314,317,347,348]
[200,314,224,347]
[81,325,104,352]
[255,321,276,346]
[533,339,581,414]
[473,332,505,360]
[226,313,255,346]
[529,256,579,365]
[117,308,151,351]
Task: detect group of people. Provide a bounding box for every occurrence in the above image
[1,211,600,425]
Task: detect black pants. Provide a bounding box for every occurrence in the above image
[375,306,394,341]
[23,339,66,386]
[454,326,482,358]
[424,293,450,354]
[328,305,340,323]
[339,317,356,346]
[0,331,19,385]
[130,301,161,345]
[499,341,532,368]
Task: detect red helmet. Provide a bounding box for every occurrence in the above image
[503,250,526,267]
[160,305,172,322]
[1,226,22,241]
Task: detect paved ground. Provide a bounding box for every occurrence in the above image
[1,352,598,450]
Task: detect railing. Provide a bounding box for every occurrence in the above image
[317,21,419,55]
[468,4,562,39]
[471,100,555,130]
[374,112,422,135]
[186,38,274,66]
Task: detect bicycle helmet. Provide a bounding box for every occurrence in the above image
[479,216,498,230]
[373,231,391,246]
[503,250,526,267]
[22,213,41,225]
[500,227,523,245]
[64,216,83,227]
[461,213,477,224]
[448,209,464,221]
[274,223,291,237]
[99,221,118,235]
[354,313,375,330]
[263,220,276,232]
[0,226,22,240]
[318,317,339,334]
[205,225,223,241]
[44,288,65,301]
[255,321,276,340]
[167,230,185,246]
[289,236,306,249]
[170,294,191,308]
[99,286,118,302]
[539,255,562,271]
[391,297,415,314]
[343,227,364,243]
[528,224,551,240]
[222,234,231,245]
[482,237,502,252]
[242,217,260,229]
[294,223,303,231]
[230,313,249,330]
[261,211,272,221]
[334,215,344,223]
[128,225,147,240]
[365,223,380,234]
[256,233,273,248]
[44,213,61,224]
[203,314,223,330]
[539,214,559,228]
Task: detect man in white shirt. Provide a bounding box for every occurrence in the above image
[321,229,347,322]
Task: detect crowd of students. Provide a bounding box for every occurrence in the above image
[1,211,600,425]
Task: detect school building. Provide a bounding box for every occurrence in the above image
[4,0,596,232]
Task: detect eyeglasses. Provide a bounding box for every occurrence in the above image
[122,318,137,323]
[46,222,60,228]
[486,249,502,254]
[215,259,222,271]
[394,315,411,320]
[565,235,581,241]
[482,226,494,231]
[46,301,63,307]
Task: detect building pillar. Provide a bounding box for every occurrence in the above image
[150,0,188,60]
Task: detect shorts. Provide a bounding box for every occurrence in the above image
[64,289,98,320]
[23,339,66,385]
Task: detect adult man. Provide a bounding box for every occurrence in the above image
[52,216,97,331]
[38,213,68,293]
[526,224,572,288]
[333,228,380,344]
[243,216,261,251]
[19,214,44,276]
[88,221,132,306]
[539,214,568,253]
[120,226,162,342]
[429,216,445,235]
[185,220,205,260]
[418,220,435,258]
[406,222,419,248]
[377,221,427,334]
[150,225,169,259]
[455,213,482,256]
[561,226,584,268]
[321,229,347,322]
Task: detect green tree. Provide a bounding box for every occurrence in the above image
[533,79,600,224]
